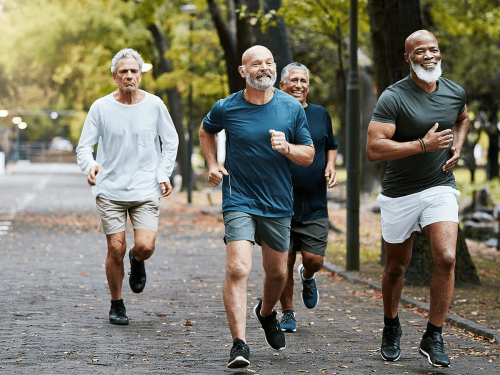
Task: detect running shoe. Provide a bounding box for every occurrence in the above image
[109,299,129,325]
[253,299,286,350]
[298,264,319,309]
[419,332,450,367]
[280,310,297,332]
[128,249,146,293]
[227,338,250,368]
[380,325,402,361]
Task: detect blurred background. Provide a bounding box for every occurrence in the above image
[0,0,500,196]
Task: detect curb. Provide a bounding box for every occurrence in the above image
[323,261,500,344]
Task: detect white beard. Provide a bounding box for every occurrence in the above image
[242,66,276,90]
[411,59,442,83]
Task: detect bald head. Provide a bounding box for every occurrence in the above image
[405,30,438,54]
[241,45,274,65]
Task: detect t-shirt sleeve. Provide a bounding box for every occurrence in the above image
[202,99,224,134]
[293,107,313,145]
[458,86,467,115]
[324,110,338,151]
[371,90,400,124]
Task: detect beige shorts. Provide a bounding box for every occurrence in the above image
[95,196,160,235]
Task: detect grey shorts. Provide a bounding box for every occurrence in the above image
[95,196,160,235]
[223,211,292,252]
[289,217,329,256]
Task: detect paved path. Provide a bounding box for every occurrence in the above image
[0,164,499,374]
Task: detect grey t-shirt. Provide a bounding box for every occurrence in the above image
[372,75,466,198]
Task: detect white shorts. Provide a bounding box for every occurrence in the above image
[377,186,460,244]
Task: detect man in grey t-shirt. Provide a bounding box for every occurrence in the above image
[366,30,469,368]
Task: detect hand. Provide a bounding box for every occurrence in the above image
[422,123,454,152]
[208,163,228,187]
[324,165,338,188]
[87,165,102,186]
[269,129,290,155]
[442,146,461,173]
[160,181,173,197]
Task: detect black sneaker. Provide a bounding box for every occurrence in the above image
[109,299,129,325]
[380,325,402,361]
[419,332,451,367]
[253,299,286,351]
[227,338,250,369]
[128,249,146,293]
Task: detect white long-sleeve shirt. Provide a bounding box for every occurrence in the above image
[76,91,179,201]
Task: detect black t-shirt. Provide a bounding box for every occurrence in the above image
[291,103,338,222]
[372,75,466,198]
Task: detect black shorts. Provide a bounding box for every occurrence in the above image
[289,217,329,256]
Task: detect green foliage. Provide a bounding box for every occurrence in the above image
[0,0,227,144]
[280,0,370,134]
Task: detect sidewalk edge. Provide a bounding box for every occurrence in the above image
[323,261,499,344]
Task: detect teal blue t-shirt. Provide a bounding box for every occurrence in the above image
[203,89,312,217]
[291,104,337,222]
[372,75,466,198]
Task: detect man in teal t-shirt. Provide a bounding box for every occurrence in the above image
[367,30,469,368]
[199,46,314,369]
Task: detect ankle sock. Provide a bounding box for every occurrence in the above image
[423,322,442,338]
[384,314,400,327]
[111,298,124,306]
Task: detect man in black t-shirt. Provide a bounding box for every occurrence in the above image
[367,30,469,368]
[278,63,338,333]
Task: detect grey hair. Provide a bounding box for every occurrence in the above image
[280,62,309,83]
[110,48,144,73]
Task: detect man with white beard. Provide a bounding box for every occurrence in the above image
[366,30,469,368]
[199,45,314,368]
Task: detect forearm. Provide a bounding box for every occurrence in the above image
[199,123,218,167]
[286,143,315,166]
[157,122,179,184]
[326,149,337,168]
[453,116,469,153]
[366,138,423,162]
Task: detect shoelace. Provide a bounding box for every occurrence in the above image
[303,279,317,296]
[281,313,295,325]
[432,339,445,354]
[384,328,398,346]
[261,311,279,331]
[231,342,248,355]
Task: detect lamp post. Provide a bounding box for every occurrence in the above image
[346,0,360,271]
[12,116,22,163]
[181,4,196,204]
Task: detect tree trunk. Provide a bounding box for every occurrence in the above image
[207,0,240,94]
[479,93,499,180]
[359,70,380,194]
[251,0,293,86]
[404,228,481,286]
[148,23,188,190]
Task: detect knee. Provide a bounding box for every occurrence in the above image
[135,242,155,259]
[267,265,287,284]
[107,240,126,261]
[303,255,324,273]
[434,251,456,272]
[226,261,251,282]
[384,261,407,282]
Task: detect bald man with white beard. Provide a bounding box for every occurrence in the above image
[199,45,314,368]
[367,30,469,368]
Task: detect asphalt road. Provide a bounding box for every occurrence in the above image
[0,163,498,374]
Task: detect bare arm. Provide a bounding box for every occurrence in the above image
[269,130,315,166]
[325,149,338,188]
[366,121,454,162]
[199,122,228,187]
[443,105,469,173]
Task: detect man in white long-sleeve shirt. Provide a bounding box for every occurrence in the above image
[76,48,179,325]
